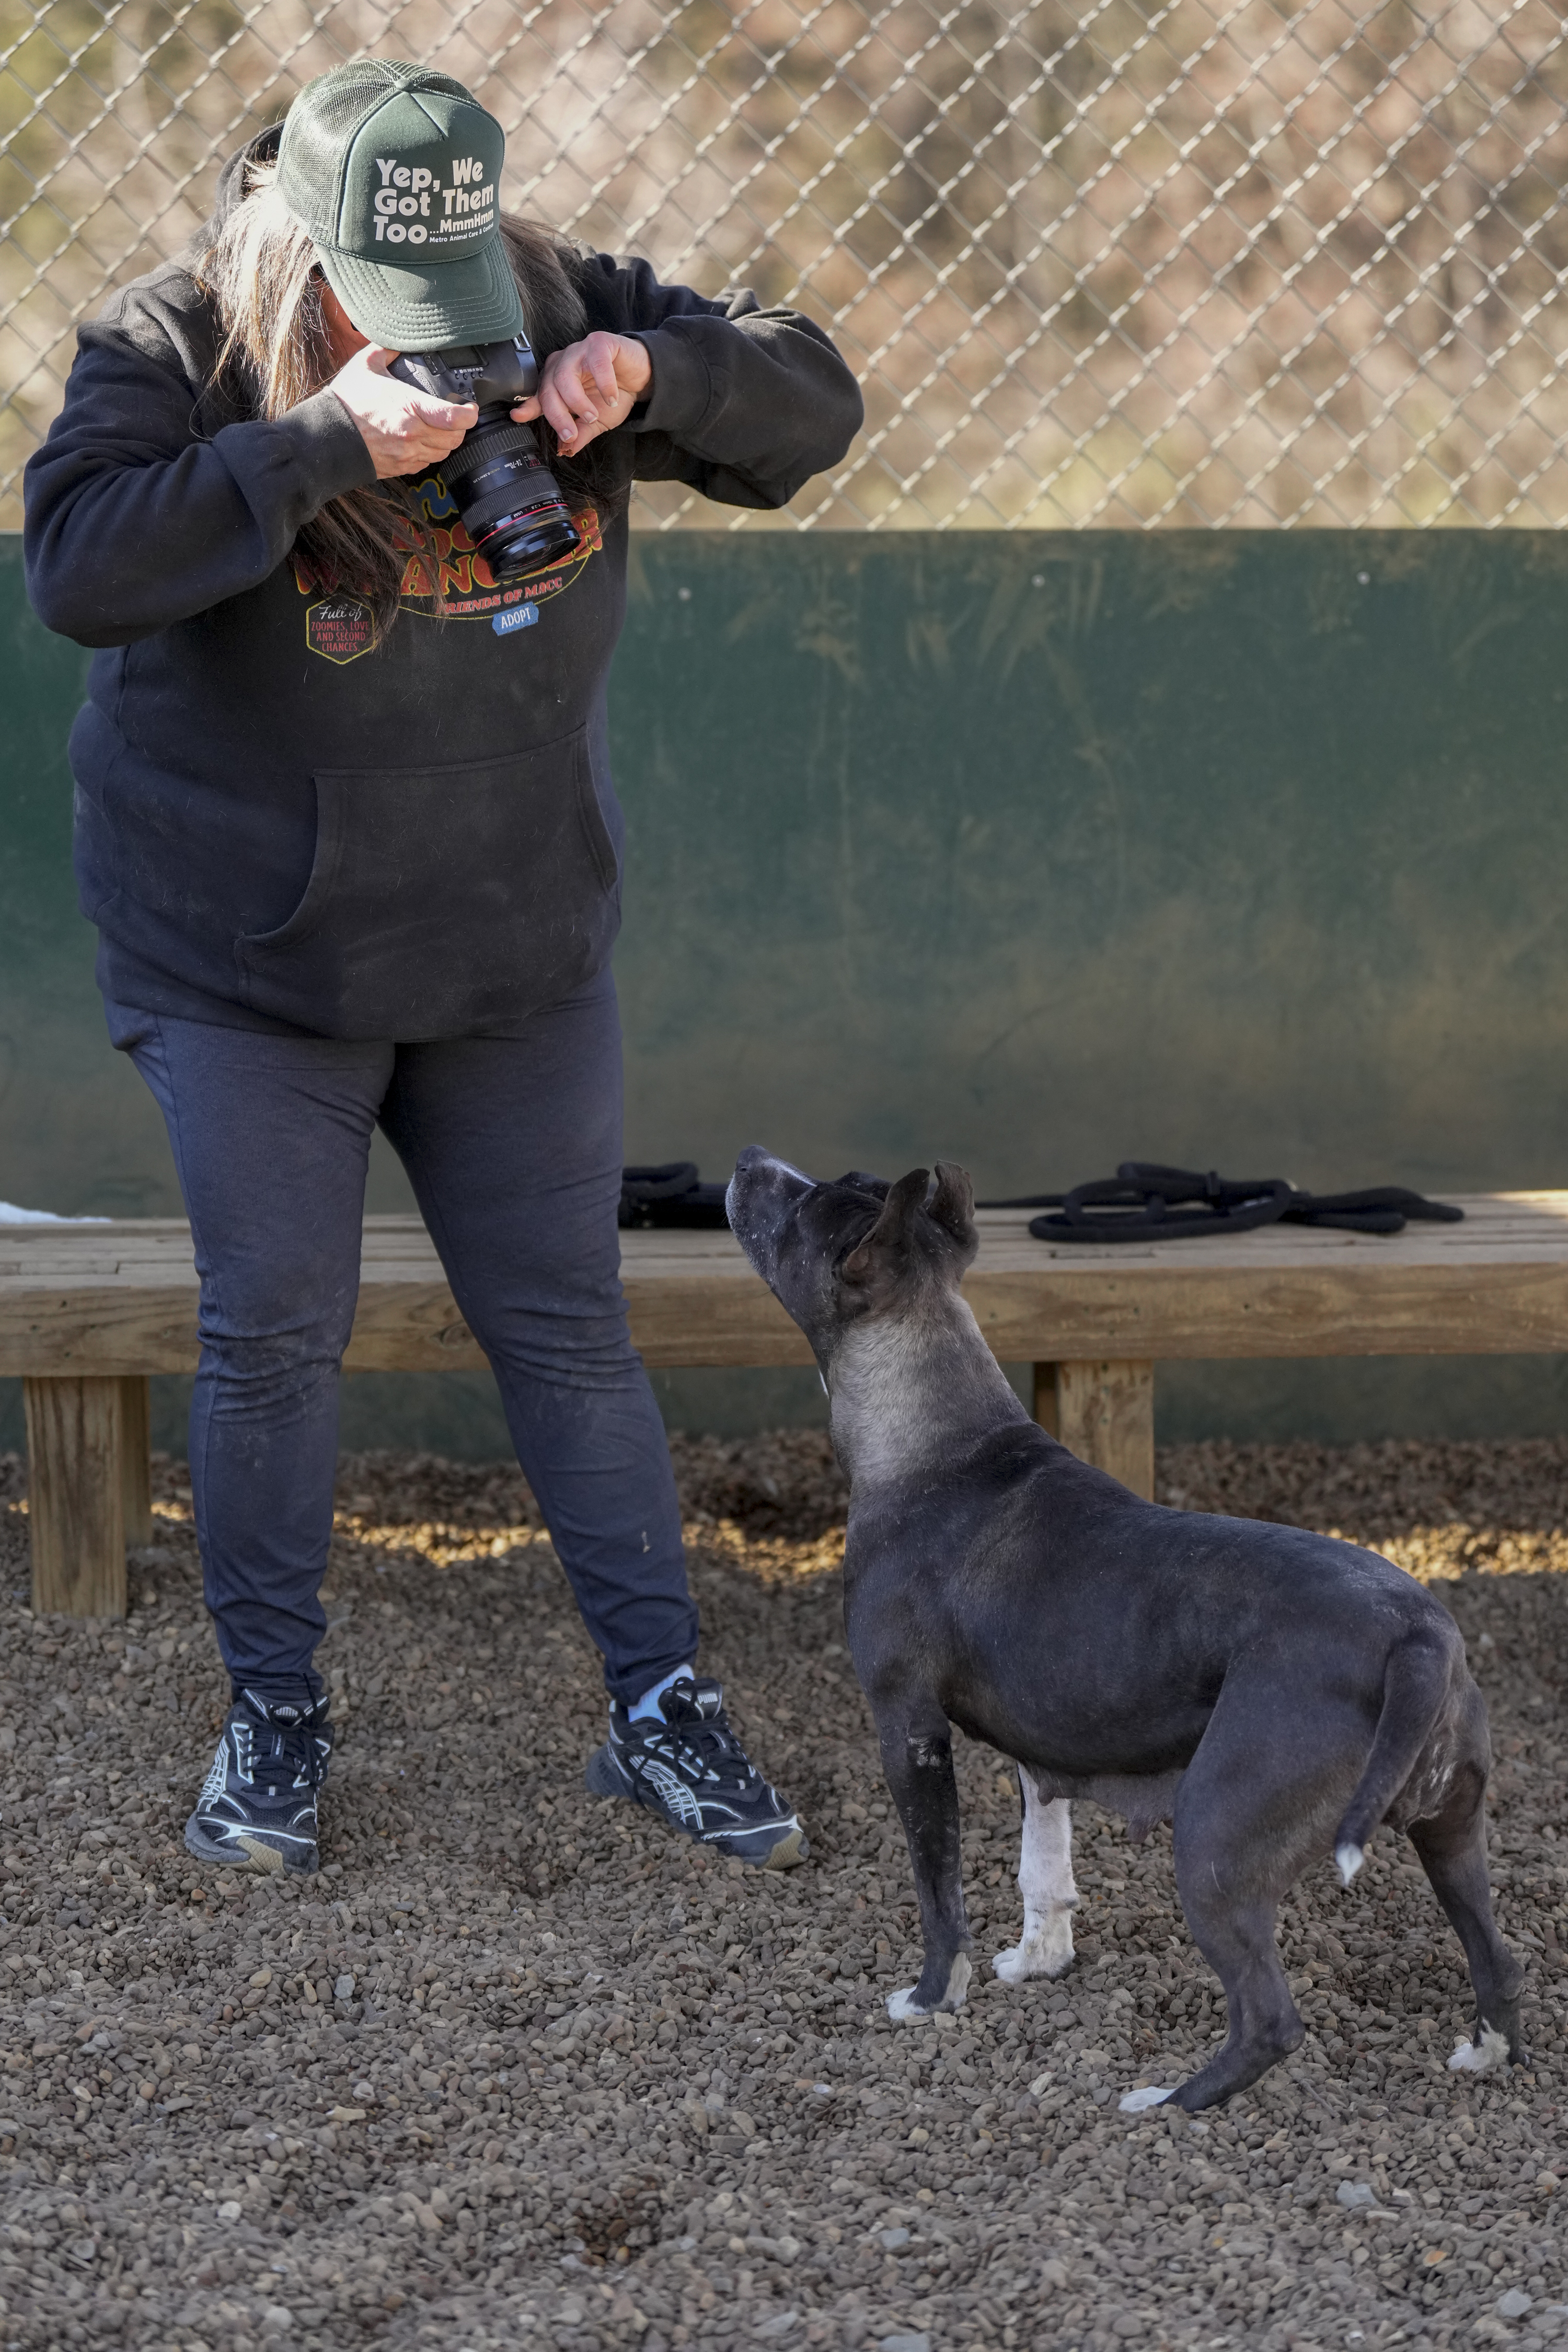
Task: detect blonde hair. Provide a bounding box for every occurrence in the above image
[197,157,595,639]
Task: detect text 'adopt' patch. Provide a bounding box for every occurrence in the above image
[370,154,494,249]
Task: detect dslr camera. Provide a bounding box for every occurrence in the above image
[389,332,581,578]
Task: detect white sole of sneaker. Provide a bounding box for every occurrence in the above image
[757,1823,809,1870]
[183,1814,316,1876]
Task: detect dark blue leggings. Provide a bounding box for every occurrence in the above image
[107,975,697,1707]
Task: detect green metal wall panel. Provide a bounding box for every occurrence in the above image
[5,529,1568,1454]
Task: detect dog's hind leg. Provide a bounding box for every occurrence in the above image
[1126,1711,1312,2114]
[1408,1742,1525,2070]
[1162,1881,1304,2113]
[879,1713,972,2019]
[993,1775,1077,1985]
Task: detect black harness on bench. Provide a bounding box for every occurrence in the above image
[978,1161,1465,1243]
[619,1162,731,1229]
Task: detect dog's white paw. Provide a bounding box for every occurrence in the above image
[992,1927,1075,1984]
[887,1952,972,2021]
[1448,2024,1511,2075]
[1118,2085,1176,2114]
[1335,1841,1364,1888]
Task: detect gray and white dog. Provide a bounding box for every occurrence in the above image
[725,1147,1524,2112]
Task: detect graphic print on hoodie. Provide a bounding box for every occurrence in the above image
[292,473,605,666]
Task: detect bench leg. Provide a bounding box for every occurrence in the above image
[23,1376,128,1620]
[1054,1359,1155,1501]
[119,1375,153,1548]
[1031,1362,1059,1439]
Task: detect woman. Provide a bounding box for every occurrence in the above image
[24,59,861,1877]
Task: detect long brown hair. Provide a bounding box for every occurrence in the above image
[197,159,608,638]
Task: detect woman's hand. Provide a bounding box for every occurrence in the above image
[329,345,478,480]
[512,332,652,453]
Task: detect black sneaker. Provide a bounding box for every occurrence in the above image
[585,1677,808,1869]
[185,1690,334,1877]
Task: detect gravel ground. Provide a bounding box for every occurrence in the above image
[3,1432,1568,2352]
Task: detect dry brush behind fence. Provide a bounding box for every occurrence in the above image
[3,0,1567,532]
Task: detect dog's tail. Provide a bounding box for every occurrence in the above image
[1333,1624,1459,1888]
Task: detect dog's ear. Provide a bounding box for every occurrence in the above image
[842,1168,929,1284]
[929,1160,975,1251]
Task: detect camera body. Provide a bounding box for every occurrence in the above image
[388,335,581,579]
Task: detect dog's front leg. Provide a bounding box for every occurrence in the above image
[879,1716,972,2019]
[993,1773,1077,1984]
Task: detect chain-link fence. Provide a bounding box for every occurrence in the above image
[2,0,1566,532]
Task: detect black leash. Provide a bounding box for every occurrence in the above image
[619,1162,730,1229]
[978,1160,1465,1243]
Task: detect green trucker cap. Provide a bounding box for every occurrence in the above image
[278,60,525,350]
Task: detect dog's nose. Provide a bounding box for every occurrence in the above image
[732,1144,774,1174]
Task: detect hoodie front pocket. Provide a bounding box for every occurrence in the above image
[237,729,618,1040]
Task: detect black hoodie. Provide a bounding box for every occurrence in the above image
[22,136,862,1040]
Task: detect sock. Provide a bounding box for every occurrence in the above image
[629,1663,697,1722]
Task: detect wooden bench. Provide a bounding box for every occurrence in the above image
[6,1194,1568,1618]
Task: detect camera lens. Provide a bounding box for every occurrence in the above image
[439,405,581,578]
